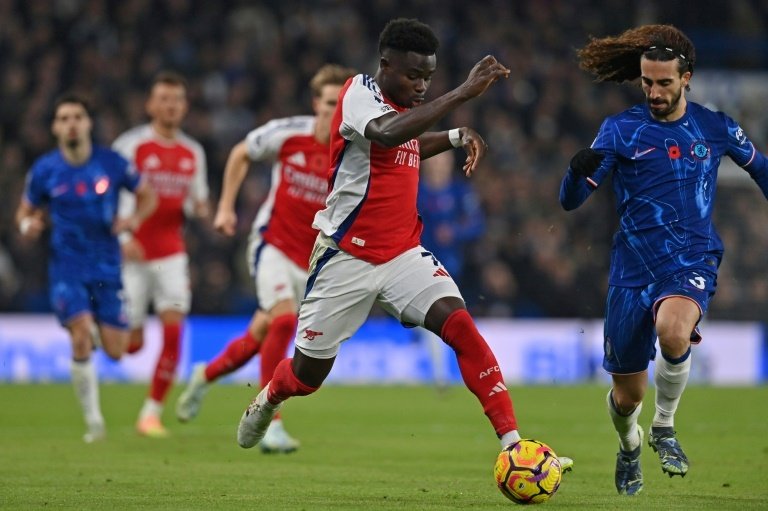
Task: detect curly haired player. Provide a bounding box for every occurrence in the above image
[561,24,768,495]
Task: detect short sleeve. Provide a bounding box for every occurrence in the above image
[723,114,758,168]
[120,156,141,192]
[585,118,617,187]
[340,75,397,141]
[245,120,286,161]
[24,160,48,207]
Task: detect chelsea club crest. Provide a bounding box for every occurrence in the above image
[690,141,710,160]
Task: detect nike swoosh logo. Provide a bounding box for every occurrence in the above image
[632,147,656,159]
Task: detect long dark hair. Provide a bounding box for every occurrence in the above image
[576,25,695,86]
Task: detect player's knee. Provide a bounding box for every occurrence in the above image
[129,327,145,347]
[656,319,692,355]
[426,296,466,337]
[103,346,123,361]
[612,388,644,413]
[70,335,92,358]
[291,351,333,389]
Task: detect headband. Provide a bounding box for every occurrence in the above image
[646,45,687,61]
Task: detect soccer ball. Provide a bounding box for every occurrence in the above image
[494,439,562,504]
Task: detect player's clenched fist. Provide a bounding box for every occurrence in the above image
[461,55,510,98]
[214,208,237,236]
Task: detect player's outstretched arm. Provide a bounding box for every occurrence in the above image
[559,148,605,211]
[214,141,251,236]
[365,56,510,148]
[114,179,157,234]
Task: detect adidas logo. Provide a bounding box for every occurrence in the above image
[488,382,508,397]
[433,267,450,277]
[287,152,306,167]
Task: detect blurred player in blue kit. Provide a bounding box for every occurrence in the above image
[418,149,485,283]
[560,25,768,495]
[15,94,156,442]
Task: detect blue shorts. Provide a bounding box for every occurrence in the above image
[50,278,128,329]
[603,268,716,375]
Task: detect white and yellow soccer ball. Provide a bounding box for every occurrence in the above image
[494,439,563,504]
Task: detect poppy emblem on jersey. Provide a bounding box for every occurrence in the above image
[303,329,323,341]
[668,146,681,159]
[690,141,710,160]
[76,181,87,196]
[94,177,110,194]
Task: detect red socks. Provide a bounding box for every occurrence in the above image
[267,358,318,404]
[257,309,516,440]
[440,309,517,437]
[205,329,261,381]
[149,322,182,402]
[260,313,297,420]
[260,313,297,387]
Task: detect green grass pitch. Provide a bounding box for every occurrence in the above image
[0,384,766,510]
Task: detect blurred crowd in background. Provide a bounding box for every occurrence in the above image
[1,0,767,320]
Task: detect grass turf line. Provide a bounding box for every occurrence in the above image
[0,384,766,510]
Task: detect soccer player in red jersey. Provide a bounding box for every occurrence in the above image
[237,19,572,471]
[175,64,356,452]
[113,72,210,438]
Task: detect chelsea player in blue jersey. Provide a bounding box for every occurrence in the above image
[15,94,156,443]
[560,25,768,495]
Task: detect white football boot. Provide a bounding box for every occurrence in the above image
[237,384,280,448]
[557,456,574,473]
[259,419,300,454]
[83,418,106,444]
[176,363,209,423]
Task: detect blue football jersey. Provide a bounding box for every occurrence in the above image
[24,145,141,281]
[560,101,768,286]
[417,179,485,278]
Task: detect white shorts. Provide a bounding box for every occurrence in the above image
[247,236,308,312]
[295,234,462,358]
[122,252,191,327]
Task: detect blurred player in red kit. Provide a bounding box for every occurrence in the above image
[113,71,210,437]
[175,64,356,453]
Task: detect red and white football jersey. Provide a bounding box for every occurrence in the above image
[313,74,422,264]
[246,116,329,270]
[113,124,208,260]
